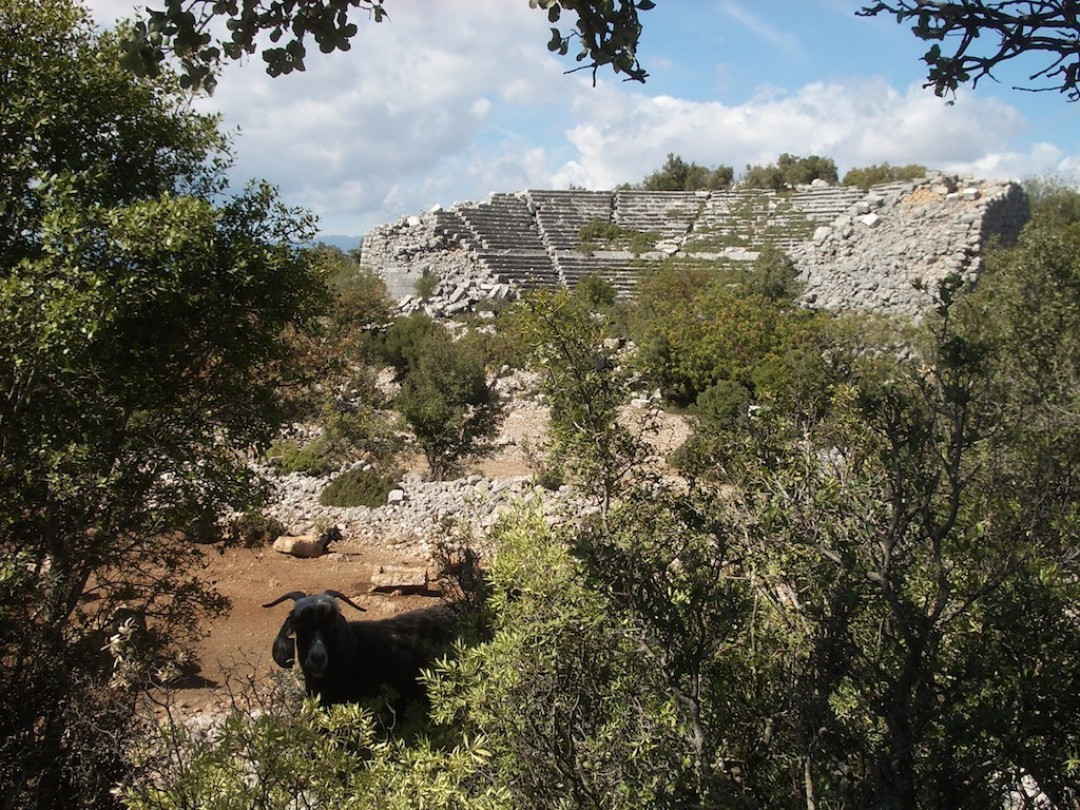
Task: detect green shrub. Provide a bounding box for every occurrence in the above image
[746,244,802,302]
[693,380,751,428]
[414,272,439,300]
[743,152,838,189]
[578,218,658,256]
[381,311,443,377]
[395,335,503,479]
[319,467,399,507]
[267,434,335,475]
[841,162,927,189]
[572,273,617,310]
[122,694,511,810]
[267,407,404,477]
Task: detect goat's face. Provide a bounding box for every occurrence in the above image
[291,595,344,679]
[265,591,365,682]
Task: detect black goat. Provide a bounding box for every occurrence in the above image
[263,590,458,706]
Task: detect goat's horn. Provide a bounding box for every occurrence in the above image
[323,589,367,612]
[262,591,308,608]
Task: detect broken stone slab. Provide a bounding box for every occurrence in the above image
[369,564,440,595]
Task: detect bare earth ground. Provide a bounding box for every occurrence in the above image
[169,400,689,715]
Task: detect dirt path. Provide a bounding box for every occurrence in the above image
[170,395,688,715]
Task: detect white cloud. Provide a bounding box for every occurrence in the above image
[81,0,1080,236]
[553,78,1066,189]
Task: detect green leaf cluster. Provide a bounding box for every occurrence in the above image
[517,288,651,511]
[318,466,399,508]
[577,218,659,256]
[0,3,326,805]
[620,152,734,192]
[393,325,504,480]
[742,153,839,190]
[630,255,824,408]
[841,162,927,189]
[123,696,510,810]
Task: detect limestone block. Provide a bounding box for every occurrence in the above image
[861,213,882,229]
[369,564,438,595]
[387,489,406,504]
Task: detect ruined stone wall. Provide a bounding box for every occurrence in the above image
[790,176,1028,315]
[360,174,1028,318]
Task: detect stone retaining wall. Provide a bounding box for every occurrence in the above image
[360,173,1029,317]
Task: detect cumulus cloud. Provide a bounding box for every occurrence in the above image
[82,0,1079,236]
[556,78,1056,189]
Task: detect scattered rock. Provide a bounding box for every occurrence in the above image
[369,564,438,596]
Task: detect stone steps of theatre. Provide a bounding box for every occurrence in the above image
[475,251,555,270]
[490,267,562,288]
[556,253,657,287]
[528,189,613,210]
[474,236,549,251]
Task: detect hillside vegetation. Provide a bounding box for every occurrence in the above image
[3,4,1079,809]
[125,186,1080,809]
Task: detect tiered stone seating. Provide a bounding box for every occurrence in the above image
[614,191,704,241]
[527,190,614,251]
[788,186,865,222]
[455,193,559,288]
[686,190,774,252]
[527,190,619,287]
[432,209,478,247]
[558,253,659,298]
[687,188,845,253]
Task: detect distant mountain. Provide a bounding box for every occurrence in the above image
[314,234,363,253]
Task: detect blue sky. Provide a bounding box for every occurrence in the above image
[87,0,1078,238]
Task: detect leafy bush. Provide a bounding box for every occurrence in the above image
[742,152,838,189]
[517,288,649,510]
[395,334,503,479]
[841,162,927,189]
[414,272,439,300]
[745,244,803,301]
[318,467,399,507]
[578,218,658,256]
[381,311,443,378]
[629,256,826,407]
[456,313,530,372]
[428,507,699,808]
[227,511,287,548]
[267,406,403,477]
[572,273,617,310]
[621,152,734,191]
[122,692,511,810]
[267,433,335,475]
[313,244,393,330]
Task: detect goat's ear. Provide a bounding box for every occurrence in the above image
[271,616,296,669]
